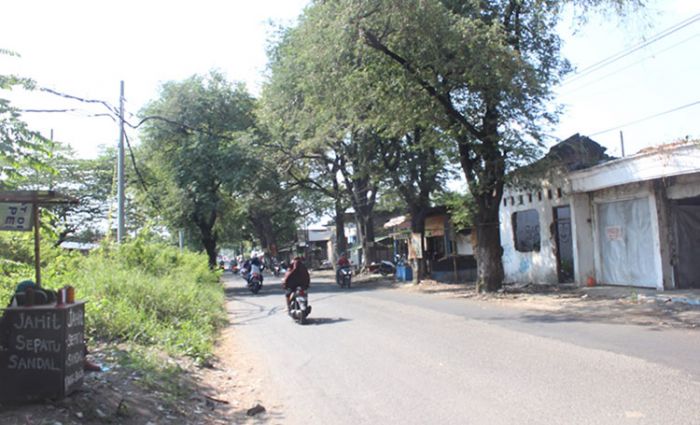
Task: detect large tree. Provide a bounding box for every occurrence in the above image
[138,71,256,267]
[270,0,642,291]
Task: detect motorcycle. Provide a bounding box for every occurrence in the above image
[378,260,396,276]
[288,287,311,325]
[337,267,352,288]
[247,272,263,294]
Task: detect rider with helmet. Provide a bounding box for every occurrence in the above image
[282,256,311,316]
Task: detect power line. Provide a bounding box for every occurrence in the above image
[563,12,700,86]
[587,100,700,137]
[558,31,700,96]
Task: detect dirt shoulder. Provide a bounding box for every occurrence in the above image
[398,278,700,329]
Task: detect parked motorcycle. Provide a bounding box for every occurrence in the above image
[247,272,263,294]
[337,267,352,288]
[379,260,396,276]
[288,287,311,325]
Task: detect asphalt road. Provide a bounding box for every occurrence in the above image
[225,272,700,425]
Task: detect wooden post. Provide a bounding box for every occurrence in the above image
[33,202,41,287]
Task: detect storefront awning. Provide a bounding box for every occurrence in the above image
[383,215,410,229]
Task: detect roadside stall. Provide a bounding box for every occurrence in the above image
[0,190,85,402]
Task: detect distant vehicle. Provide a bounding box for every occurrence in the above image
[248,272,263,294]
[368,260,396,276]
[337,267,352,288]
[317,260,333,270]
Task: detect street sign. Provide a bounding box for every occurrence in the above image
[0,203,33,231]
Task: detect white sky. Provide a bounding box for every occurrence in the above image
[1,0,699,161]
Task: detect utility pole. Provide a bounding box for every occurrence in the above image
[619,130,626,158]
[49,129,54,190]
[117,81,126,243]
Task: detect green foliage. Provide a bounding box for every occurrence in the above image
[113,346,191,403]
[0,49,54,189]
[1,231,225,363]
[138,70,257,266]
[436,190,475,232]
[19,144,115,242]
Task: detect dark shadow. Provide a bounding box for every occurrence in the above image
[222,273,401,301]
[303,317,351,326]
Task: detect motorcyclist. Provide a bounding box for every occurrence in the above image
[336,253,351,285]
[282,256,311,315]
[248,253,263,284]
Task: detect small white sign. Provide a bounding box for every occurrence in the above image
[0,203,33,231]
[605,225,623,241]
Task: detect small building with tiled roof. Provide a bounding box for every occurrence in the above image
[500,134,700,290]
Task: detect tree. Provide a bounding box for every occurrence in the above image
[379,127,451,282]
[20,144,114,244]
[138,71,256,268]
[274,0,642,291]
[0,49,53,189]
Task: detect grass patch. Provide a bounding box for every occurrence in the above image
[2,232,226,364]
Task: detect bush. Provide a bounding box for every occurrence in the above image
[1,232,225,363]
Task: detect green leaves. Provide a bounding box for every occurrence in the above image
[138,71,258,263]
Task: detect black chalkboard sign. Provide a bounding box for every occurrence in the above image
[0,302,85,401]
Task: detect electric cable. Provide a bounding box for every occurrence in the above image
[563,12,700,86]
[587,99,700,137]
[559,31,700,96]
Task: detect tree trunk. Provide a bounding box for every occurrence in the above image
[357,208,376,267]
[334,199,347,256]
[472,196,504,292]
[200,225,218,269]
[409,207,427,284]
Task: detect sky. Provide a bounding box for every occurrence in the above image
[1,0,699,161]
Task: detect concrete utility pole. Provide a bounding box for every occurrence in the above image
[619,130,626,157]
[117,81,126,243]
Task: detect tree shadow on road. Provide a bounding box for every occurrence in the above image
[303,317,351,326]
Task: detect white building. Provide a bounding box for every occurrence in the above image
[500,135,700,290]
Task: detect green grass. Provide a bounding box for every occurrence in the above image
[2,233,226,364]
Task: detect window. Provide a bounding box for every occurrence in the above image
[512,209,540,252]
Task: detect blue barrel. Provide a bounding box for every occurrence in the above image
[397,265,413,282]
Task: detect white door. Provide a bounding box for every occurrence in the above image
[597,198,658,287]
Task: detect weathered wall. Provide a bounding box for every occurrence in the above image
[571,192,595,285]
[500,182,569,284]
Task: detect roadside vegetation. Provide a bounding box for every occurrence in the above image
[1,231,226,364]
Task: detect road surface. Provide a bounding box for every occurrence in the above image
[226,272,700,425]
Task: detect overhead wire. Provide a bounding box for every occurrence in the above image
[558,31,700,97]
[562,12,700,86]
[587,99,700,137]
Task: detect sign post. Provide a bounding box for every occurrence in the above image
[0,191,78,288]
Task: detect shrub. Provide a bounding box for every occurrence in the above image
[2,231,225,363]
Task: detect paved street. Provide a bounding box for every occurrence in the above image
[226,272,700,425]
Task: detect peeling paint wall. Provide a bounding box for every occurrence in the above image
[500,182,569,284]
[571,192,595,285]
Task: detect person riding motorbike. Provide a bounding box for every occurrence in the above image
[249,254,263,284]
[336,253,351,285]
[282,256,311,316]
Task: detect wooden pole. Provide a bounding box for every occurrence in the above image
[33,203,41,288]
